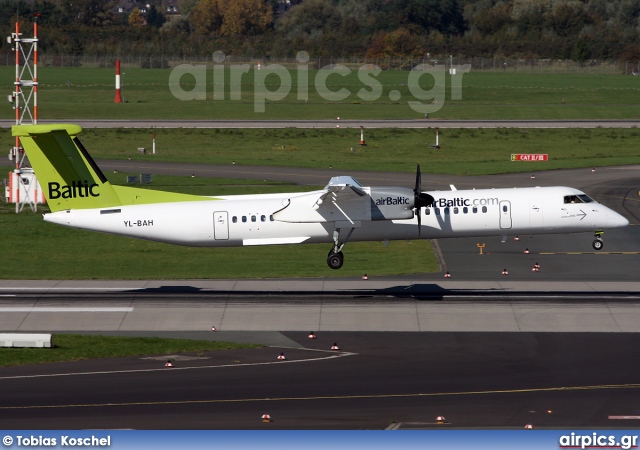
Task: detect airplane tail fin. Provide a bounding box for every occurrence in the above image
[12,124,122,212]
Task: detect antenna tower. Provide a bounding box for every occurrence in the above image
[6,17,43,213]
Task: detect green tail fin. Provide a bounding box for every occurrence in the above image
[13,124,215,212]
[13,124,123,212]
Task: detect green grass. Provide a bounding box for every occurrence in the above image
[0,334,261,367]
[4,127,636,176]
[1,67,639,120]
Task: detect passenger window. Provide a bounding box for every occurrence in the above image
[232,216,237,223]
[425,208,430,215]
[502,205,508,212]
[270,215,274,221]
[444,207,450,215]
[251,215,256,222]
[242,216,247,223]
[463,207,468,214]
[453,207,458,214]
[473,207,477,214]
[482,206,487,213]
[435,208,440,215]
[261,215,266,222]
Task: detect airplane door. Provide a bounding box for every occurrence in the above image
[213,211,229,240]
[499,200,512,229]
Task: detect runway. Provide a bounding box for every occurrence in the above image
[2,329,640,429]
[1,155,639,429]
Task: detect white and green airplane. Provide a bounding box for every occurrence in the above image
[13,124,629,269]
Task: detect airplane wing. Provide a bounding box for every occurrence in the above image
[273,176,370,224]
[273,175,416,224]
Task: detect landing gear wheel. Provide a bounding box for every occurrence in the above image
[327,251,344,270]
[592,239,603,251]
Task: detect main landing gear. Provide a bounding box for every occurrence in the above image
[327,228,355,270]
[327,250,344,270]
[592,230,604,250]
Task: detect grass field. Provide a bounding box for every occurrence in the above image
[1,67,639,120]
[0,334,261,367]
[3,126,636,176]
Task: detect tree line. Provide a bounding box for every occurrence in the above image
[1,0,639,63]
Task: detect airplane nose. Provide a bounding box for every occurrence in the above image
[607,212,629,228]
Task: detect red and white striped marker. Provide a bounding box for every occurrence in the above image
[114,59,123,103]
[261,414,271,422]
[360,126,366,146]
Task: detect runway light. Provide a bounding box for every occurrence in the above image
[308,332,316,339]
[277,352,286,360]
[331,343,340,350]
[262,414,272,422]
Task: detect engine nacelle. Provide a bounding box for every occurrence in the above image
[369,187,414,220]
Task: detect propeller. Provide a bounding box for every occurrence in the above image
[413,163,435,236]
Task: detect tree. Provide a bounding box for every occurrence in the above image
[276,0,341,40]
[146,5,166,28]
[366,27,426,59]
[128,7,145,27]
[57,0,117,27]
[219,0,272,35]
[190,0,271,35]
[190,0,223,34]
[471,2,513,35]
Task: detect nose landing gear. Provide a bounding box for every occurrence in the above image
[592,230,604,250]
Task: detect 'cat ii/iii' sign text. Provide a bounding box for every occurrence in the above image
[511,154,549,161]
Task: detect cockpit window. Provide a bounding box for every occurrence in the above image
[564,195,582,204]
[578,194,594,203]
[564,194,595,204]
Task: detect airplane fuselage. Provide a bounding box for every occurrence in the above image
[44,186,628,247]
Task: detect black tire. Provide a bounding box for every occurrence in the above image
[592,239,603,250]
[327,252,344,270]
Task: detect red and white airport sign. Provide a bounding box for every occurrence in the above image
[511,154,549,161]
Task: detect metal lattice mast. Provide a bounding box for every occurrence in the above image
[7,18,42,213]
